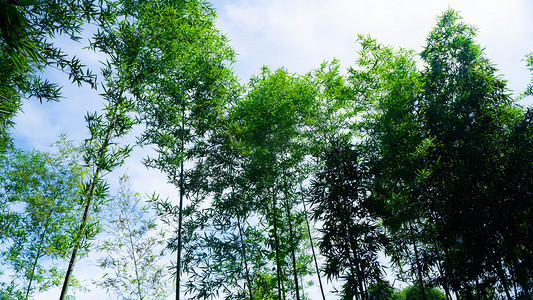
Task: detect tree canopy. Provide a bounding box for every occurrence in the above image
[1,2,532,300]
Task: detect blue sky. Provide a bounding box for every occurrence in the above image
[11,0,533,298]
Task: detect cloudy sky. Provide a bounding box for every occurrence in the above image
[13,0,532,299]
[211,0,533,93]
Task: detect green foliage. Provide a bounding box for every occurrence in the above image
[127,0,237,158]
[249,272,278,300]
[344,9,531,299]
[177,124,267,299]
[1,2,532,299]
[164,9,532,299]
[104,1,238,299]
[59,7,138,295]
[366,281,401,300]
[311,141,386,299]
[0,0,100,154]
[229,67,319,300]
[417,9,522,297]
[524,52,533,97]
[170,67,318,300]
[310,60,358,154]
[346,34,427,298]
[395,285,446,300]
[0,136,87,299]
[94,176,170,300]
[231,67,318,162]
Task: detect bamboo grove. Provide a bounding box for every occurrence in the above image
[1,0,533,299]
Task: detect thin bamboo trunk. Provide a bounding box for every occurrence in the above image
[59,170,102,300]
[25,227,48,300]
[285,197,300,300]
[272,189,283,300]
[408,221,426,300]
[302,198,326,300]
[128,223,143,299]
[229,163,254,300]
[495,262,512,300]
[237,215,253,300]
[59,107,117,300]
[176,103,185,300]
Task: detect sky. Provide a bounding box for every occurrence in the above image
[9,0,533,299]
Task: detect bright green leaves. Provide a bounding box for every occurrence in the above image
[109,2,239,299]
[130,0,236,174]
[236,68,317,145]
[524,52,533,97]
[58,3,141,297]
[311,60,357,147]
[230,67,318,188]
[132,0,236,136]
[0,137,87,298]
[352,35,423,229]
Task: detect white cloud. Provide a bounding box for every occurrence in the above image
[12,100,64,150]
[213,0,533,98]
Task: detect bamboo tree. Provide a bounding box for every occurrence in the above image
[284,195,300,300]
[305,60,359,300]
[113,2,236,298]
[0,138,87,299]
[59,77,135,299]
[418,10,521,296]
[229,153,255,300]
[175,101,185,300]
[310,140,387,299]
[94,175,170,299]
[341,11,528,298]
[301,193,326,300]
[229,67,318,299]
[173,106,270,299]
[237,215,255,300]
[271,188,284,300]
[345,35,431,297]
[408,221,427,300]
